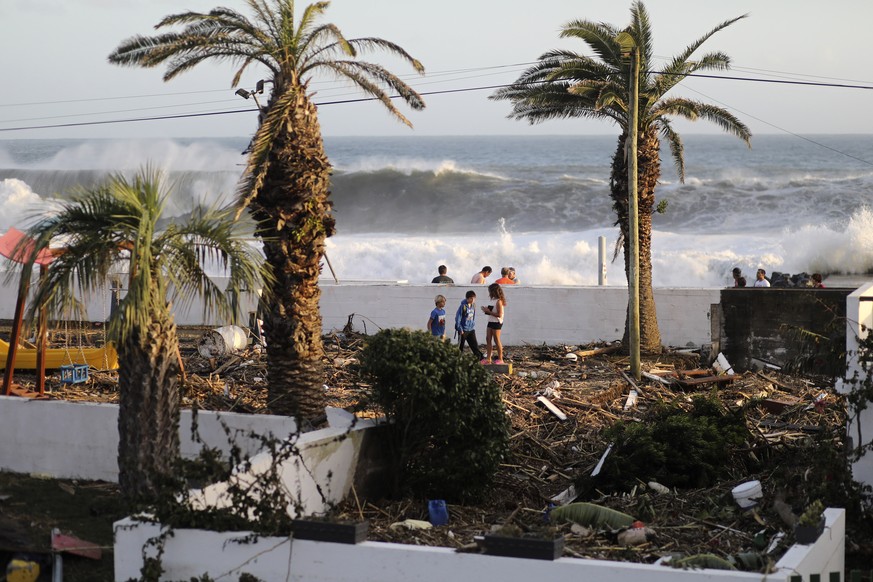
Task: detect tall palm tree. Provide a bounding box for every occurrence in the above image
[491,1,751,352]
[108,0,425,423]
[21,168,266,502]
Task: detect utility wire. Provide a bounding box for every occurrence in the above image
[2,67,873,133]
[679,84,873,167]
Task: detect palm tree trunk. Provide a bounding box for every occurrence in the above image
[610,130,663,353]
[116,314,181,502]
[254,90,336,423]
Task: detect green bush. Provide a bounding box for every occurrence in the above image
[360,328,508,502]
[592,394,751,491]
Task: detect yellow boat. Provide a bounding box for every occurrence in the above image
[0,338,119,370]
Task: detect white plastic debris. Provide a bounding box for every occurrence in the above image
[565,353,578,361]
[647,481,670,494]
[389,519,433,531]
[623,389,638,411]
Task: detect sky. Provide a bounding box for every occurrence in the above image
[2,0,873,139]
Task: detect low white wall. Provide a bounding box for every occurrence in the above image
[0,278,719,348]
[0,396,296,481]
[319,284,718,347]
[113,508,845,582]
[839,282,873,487]
[188,416,377,518]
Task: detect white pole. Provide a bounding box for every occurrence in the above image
[598,236,607,286]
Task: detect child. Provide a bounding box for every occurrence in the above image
[454,290,484,361]
[481,283,506,364]
[427,294,447,340]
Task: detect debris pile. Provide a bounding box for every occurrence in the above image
[3,328,853,570]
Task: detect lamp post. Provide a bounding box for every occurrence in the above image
[617,32,641,381]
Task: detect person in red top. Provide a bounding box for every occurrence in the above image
[494,266,518,285]
[811,273,825,288]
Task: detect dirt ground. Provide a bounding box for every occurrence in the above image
[1,324,871,580]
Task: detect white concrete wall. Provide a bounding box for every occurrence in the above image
[0,277,719,348]
[318,284,718,347]
[113,508,845,582]
[0,397,296,481]
[839,282,873,487]
[188,416,377,518]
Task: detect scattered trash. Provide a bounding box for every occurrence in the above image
[623,389,638,411]
[647,481,670,494]
[617,524,655,546]
[591,443,613,477]
[713,352,735,375]
[51,528,102,560]
[570,523,591,537]
[550,484,577,506]
[197,325,249,358]
[428,499,449,526]
[389,519,433,531]
[6,558,40,582]
[551,502,635,530]
[642,371,672,385]
[536,396,567,421]
[761,397,799,414]
[731,480,763,509]
[564,353,578,361]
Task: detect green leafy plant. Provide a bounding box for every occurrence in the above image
[798,499,824,527]
[589,394,751,491]
[361,328,509,501]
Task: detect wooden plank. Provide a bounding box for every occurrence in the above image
[642,371,673,385]
[574,345,621,358]
[536,396,567,421]
[677,375,736,387]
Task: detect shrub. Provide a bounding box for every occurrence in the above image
[591,394,751,491]
[360,328,508,501]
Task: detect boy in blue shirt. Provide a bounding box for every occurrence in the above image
[427,294,447,340]
[454,290,484,361]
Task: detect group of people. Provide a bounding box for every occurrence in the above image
[432,265,519,286]
[426,283,508,365]
[731,267,825,288]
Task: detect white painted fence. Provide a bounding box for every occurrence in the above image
[838,281,873,487]
[113,505,844,582]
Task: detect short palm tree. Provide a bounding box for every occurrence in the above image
[491,1,751,352]
[108,0,425,423]
[21,168,266,502]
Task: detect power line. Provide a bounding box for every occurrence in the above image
[679,84,873,167]
[2,66,873,133]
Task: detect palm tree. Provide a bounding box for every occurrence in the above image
[108,0,425,423]
[21,168,266,502]
[491,1,751,352]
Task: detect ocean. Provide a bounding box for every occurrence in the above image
[1,134,872,288]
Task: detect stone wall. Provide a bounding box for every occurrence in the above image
[716,288,853,373]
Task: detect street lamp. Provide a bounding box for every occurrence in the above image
[235,87,263,111]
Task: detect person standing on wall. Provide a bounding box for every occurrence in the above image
[471,266,492,284]
[494,267,517,285]
[753,269,771,288]
[431,265,454,284]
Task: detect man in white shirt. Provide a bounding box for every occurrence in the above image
[753,269,771,288]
